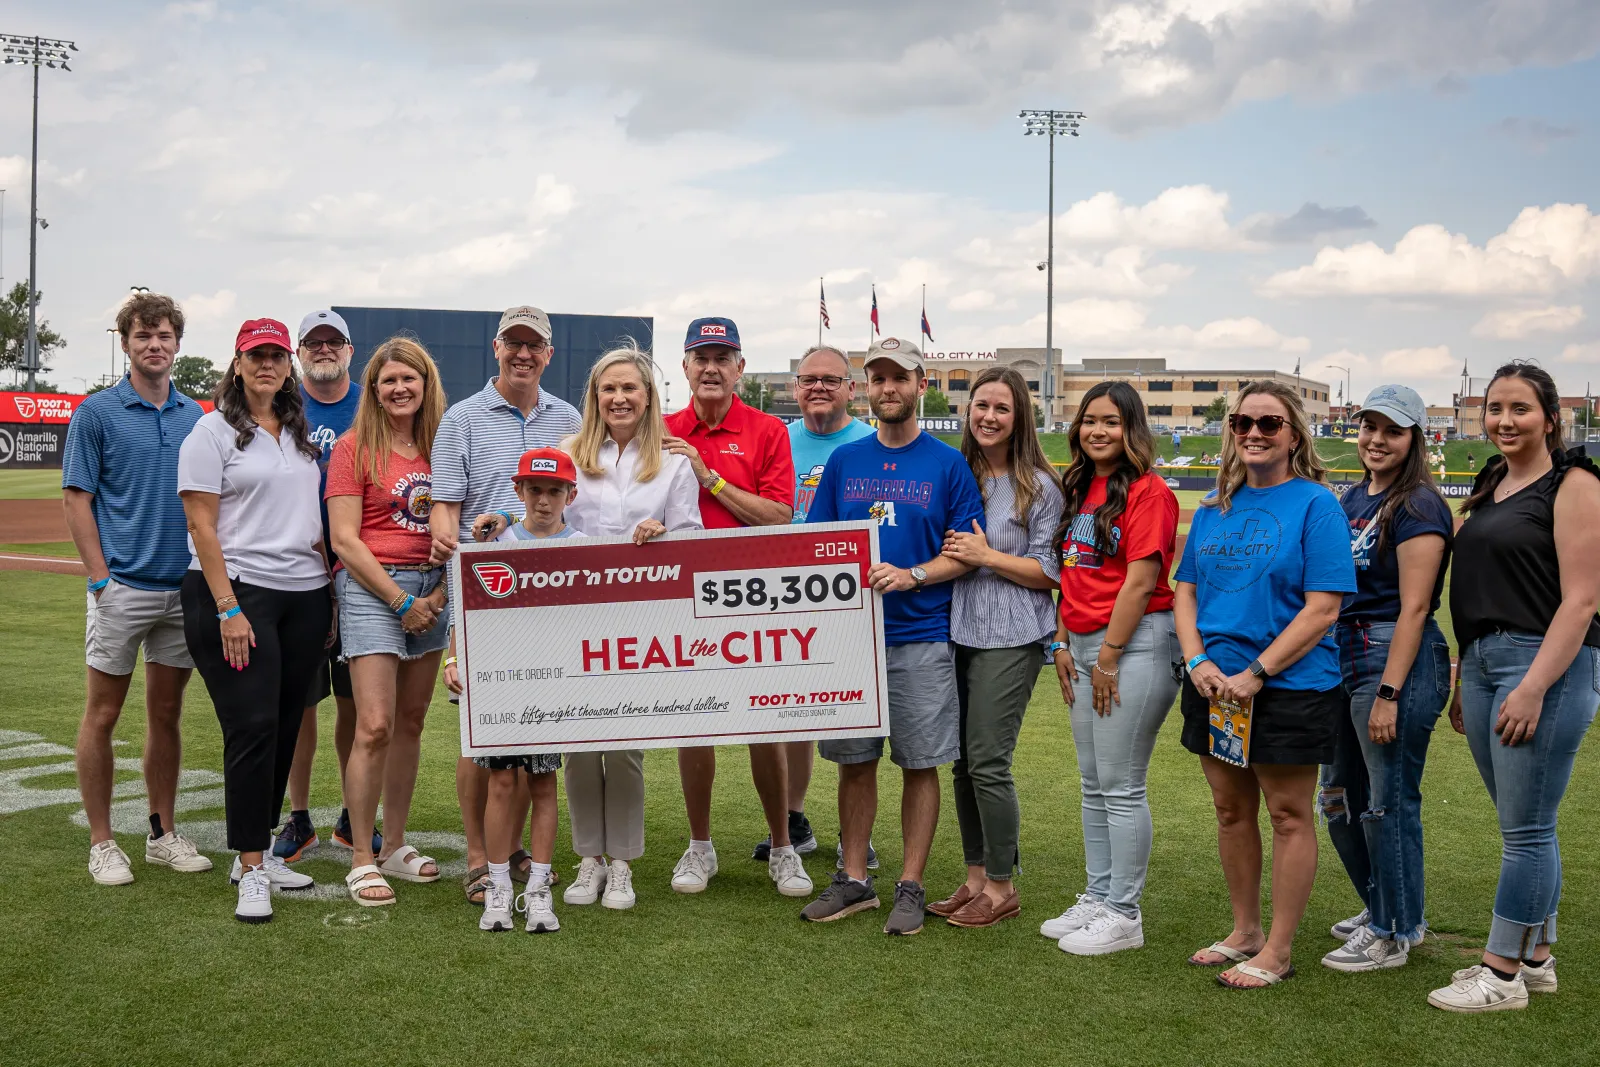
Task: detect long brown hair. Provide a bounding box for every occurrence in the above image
[1054,380,1154,562]
[214,346,320,462]
[1207,379,1326,513]
[349,336,446,486]
[958,365,1056,522]
[569,343,666,482]
[1461,361,1563,515]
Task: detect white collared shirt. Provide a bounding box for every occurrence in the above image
[564,436,703,537]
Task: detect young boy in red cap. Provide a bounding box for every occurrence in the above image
[443,447,583,932]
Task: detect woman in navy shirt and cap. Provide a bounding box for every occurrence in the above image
[1319,384,1453,975]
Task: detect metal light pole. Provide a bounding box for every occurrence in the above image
[1020,109,1084,432]
[3,33,76,391]
[1324,364,1351,429]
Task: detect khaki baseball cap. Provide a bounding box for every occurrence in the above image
[864,337,923,372]
[497,305,552,342]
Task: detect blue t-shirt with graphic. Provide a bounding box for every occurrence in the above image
[789,418,875,523]
[302,384,362,552]
[1174,478,1356,690]
[1341,482,1453,623]
[807,430,985,646]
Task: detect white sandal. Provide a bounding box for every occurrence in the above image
[1219,963,1296,989]
[346,864,396,907]
[378,844,440,883]
[1189,941,1253,966]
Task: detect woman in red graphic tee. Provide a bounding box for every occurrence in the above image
[1046,380,1181,956]
[324,338,449,908]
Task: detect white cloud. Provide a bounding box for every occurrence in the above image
[1381,345,1456,375]
[1055,186,1246,250]
[1472,305,1585,340]
[1007,298,1309,355]
[1561,341,1600,364]
[1261,204,1600,298]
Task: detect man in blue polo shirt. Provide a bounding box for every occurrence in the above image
[800,337,985,936]
[62,292,211,886]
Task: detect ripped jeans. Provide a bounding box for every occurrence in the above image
[1320,618,1451,945]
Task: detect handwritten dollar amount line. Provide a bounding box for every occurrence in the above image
[699,572,859,612]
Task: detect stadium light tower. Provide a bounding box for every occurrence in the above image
[1324,364,1352,428]
[3,33,77,391]
[1020,108,1084,430]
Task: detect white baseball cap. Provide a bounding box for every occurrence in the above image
[297,309,351,343]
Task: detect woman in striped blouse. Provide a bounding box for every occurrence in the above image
[930,365,1064,928]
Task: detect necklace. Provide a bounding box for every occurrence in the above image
[1496,463,1550,501]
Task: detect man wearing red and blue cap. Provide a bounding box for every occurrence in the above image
[663,316,809,900]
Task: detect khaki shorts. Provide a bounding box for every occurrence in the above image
[85,579,194,676]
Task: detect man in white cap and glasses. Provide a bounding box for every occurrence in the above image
[275,309,366,864]
[429,306,581,903]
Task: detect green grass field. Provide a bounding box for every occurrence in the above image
[0,468,65,498]
[2,567,1594,1067]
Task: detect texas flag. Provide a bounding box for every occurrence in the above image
[870,285,880,336]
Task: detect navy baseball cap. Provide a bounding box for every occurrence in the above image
[684,317,741,352]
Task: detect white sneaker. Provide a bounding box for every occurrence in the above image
[145,831,213,873]
[230,853,314,891]
[564,856,608,906]
[1059,908,1144,956]
[1427,965,1529,1013]
[602,859,635,910]
[1040,894,1102,939]
[234,864,273,923]
[768,848,813,898]
[671,847,718,893]
[517,885,560,933]
[480,883,514,931]
[1521,956,1557,994]
[1330,907,1370,940]
[1322,926,1408,972]
[88,840,134,886]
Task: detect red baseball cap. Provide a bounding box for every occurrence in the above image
[513,447,578,485]
[235,318,294,353]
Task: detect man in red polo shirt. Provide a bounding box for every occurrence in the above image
[663,316,809,900]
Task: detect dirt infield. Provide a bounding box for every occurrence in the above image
[0,498,68,543]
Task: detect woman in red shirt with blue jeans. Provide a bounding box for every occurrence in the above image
[1043,381,1181,956]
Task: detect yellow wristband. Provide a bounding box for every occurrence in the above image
[444,656,457,667]
[708,477,727,497]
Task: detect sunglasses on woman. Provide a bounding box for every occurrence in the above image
[1227,413,1287,437]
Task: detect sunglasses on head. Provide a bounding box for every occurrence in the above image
[1228,413,1287,437]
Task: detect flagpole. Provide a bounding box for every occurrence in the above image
[919,283,927,419]
[818,277,823,349]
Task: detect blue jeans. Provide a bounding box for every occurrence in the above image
[1068,612,1180,917]
[1460,631,1600,959]
[1321,618,1451,946]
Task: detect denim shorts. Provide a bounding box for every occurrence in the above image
[336,566,450,661]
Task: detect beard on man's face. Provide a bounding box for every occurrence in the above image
[870,395,914,424]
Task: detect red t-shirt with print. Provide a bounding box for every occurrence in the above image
[1058,470,1178,633]
[664,394,795,529]
[323,436,435,565]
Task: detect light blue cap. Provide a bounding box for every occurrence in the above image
[1354,383,1426,429]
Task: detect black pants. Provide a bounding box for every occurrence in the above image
[182,573,331,852]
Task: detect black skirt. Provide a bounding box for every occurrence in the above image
[1179,676,1342,766]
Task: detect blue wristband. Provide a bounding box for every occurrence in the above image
[1187,653,1210,672]
[216,605,242,621]
[87,577,110,593]
[496,511,518,528]
[395,594,416,618]
[1047,641,1068,655]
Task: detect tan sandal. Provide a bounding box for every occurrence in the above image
[463,865,492,905]
[346,864,395,907]
[1189,941,1254,967]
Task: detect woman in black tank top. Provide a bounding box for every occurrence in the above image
[1429,363,1600,1014]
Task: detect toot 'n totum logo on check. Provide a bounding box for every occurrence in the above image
[471,562,518,599]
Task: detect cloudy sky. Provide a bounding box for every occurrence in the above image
[3,0,1598,407]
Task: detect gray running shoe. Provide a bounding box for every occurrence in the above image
[884,880,926,936]
[801,872,880,923]
[1330,907,1369,940]
[1321,926,1408,972]
[835,839,880,871]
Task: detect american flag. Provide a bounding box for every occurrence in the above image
[819,281,830,329]
[870,285,880,336]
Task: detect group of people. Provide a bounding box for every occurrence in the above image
[61,291,1595,1014]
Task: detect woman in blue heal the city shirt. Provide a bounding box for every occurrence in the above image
[1173,379,1356,990]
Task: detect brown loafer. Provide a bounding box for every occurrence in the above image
[946,889,1021,928]
[926,883,977,918]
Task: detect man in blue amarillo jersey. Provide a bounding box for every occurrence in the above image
[800,337,985,936]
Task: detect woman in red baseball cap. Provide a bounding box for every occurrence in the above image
[178,318,334,923]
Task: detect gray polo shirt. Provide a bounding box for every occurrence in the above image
[432,377,582,537]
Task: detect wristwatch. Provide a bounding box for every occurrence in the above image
[909,565,927,592]
[1376,682,1401,702]
[1247,659,1270,680]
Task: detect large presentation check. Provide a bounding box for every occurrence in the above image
[452,521,889,757]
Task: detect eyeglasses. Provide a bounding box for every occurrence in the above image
[796,374,848,391]
[1228,413,1287,437]
[499,338,549,355]
[303,337,348,352]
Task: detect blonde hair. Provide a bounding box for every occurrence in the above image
[570,343,666,483]
[349,336,445,486]
[1206,379,1327,513]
